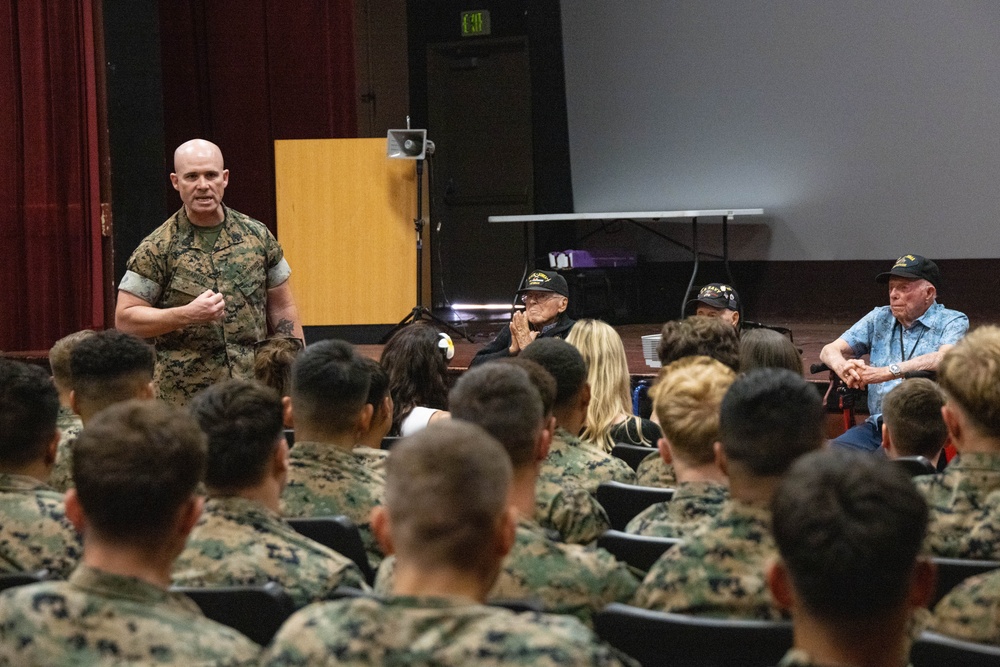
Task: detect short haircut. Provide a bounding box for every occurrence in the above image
[49,329,96,392]
[719,368,824,476]
[739,328,802,375]
[70,330,155,413]
[519,337,587,408]
[500,357,557,417]
[881,378,947,459]
[938,325,1000,439]
[385,420,512,573]
[449,363,543,468]
[657,316,740,372]
[254,337,302,397]
[291,339,371,434]
[361,356,391,421]
[73,400,207,546]
[189,380,284,490]
[649,356,737,465]
[0,360,60,466]
[773,449,928,622]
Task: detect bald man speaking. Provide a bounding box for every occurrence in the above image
[116,139,303,406]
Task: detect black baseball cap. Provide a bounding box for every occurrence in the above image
[686,283,741,313]
[876,254,940,288]
[517,270,569,298]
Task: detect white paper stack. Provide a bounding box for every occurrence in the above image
[641,334,661,368]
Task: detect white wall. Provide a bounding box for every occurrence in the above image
[561,1,1000,260]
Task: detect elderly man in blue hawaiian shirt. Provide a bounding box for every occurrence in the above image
[819,254,968,453]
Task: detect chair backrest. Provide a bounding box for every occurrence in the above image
[381,436,401,450]
[287,515,376,584]
[0,570,46,593]
[490,598,545,613]
[611,443,657,472]
[595,530,681,572]
[931,557,1000,607]
[172,582,296,646]
[595,481,675,531]
[892,456,936,477]
[594,602,793,667]
[283,428,295,448]
[910,631,1000,667]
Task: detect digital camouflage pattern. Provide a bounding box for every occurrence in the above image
[0,473,81,578]
[49,406,82,492]
[281,441,386,570]
[352,445,389,474]
[535,475,611,544]
[119,206,291,406]
[634,452,677,488]
[375,516,639,626]
[0,565,260,664]
[259,595,638,666]
[913,452,1000,559]
[171,496,368,608]
[625,481,728,537]
[539,427,636,494]
[930,567,1000,645]
[632,499,782,619]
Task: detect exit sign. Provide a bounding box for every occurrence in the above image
[461,10,491,37]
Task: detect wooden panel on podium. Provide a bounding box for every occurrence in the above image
[274,138,429,326]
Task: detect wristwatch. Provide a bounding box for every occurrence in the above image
[889,363,902,378]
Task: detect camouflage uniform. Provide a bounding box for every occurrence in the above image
[49,405,82,492]
[119,206,292,406]
[632,499,781,619]
[535,475,611,544]
[376,516,639,626]
[172,495,368,608]
[281,440,386,569]
[259,595,637,666]
[539,427,636,494]
[625,480,728,537]
[352,445,389,473]
[0,565,260,664]
[634,452,677,488]
[930,567,1000,645]
[0,473,81,578]
[914,452,1000,559]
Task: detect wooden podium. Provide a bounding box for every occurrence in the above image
[274,138,430,326]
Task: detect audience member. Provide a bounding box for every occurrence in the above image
[914,325,1000,559]
[172,380,368,607]
[48,329,94,478]
[685,283,741,329]
[739,328,802,375]
[626,356,734,537]
[768,449,932,667]
[880,377,947,463]
[253,336,303,397]
[380,323,451,436]
[566,319,661,450]
[0,401,259,663]
[520,338,636,492]
[50,329,156,492]
[264,420,636,666]
[657,315,740,372]
[633,368,825,618]
[281,339,386,569]
[0,360,81,578]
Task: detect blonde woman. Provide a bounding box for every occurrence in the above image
[566,319,661,451]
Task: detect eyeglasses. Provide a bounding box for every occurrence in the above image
[520,292,559,304]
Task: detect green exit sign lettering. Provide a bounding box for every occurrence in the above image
[461,10,491,37]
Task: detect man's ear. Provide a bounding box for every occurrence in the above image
[658,437,674,465]
[282,396,295,429]
[767,558,795,611]
[356,403,374,435]
[714,441,728,477]
[728,310,740,328]
[535,418,553,462]
[64,488,86,533]
[170,172,180,191]
[69,390,80,417]
[273,437,290,479]
[371,506,393,555]
[495,506,517,560]
[908,558,937,610]
[941,403,962,447]
[881,423,894,457]
[556,296,568,315]
[44,429,60,468]
[139,381,155,400]
[579,383,592,413]
[175,496,204,540]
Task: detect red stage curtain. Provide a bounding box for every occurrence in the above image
[0,0,103,352]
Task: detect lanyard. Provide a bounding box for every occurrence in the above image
[897,321,927,361]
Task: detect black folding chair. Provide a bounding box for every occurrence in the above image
[381,436,401,450]
[0,570,47,592]
[595,481,674,531]
[911,631,1000,667]
[893,455,936,477]
[611,443,657,472]
[172,583,296,646]
[287,515,376,584]
[931,557,1000,607]
[595,530,681,572]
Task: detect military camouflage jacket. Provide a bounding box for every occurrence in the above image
[0,565,260,664]
[539,427,637,494]
[119,206,291,406]
[49,406,82,492]
[635,452,677,488]
[260,594,637,666]
[535,475,611,544]
[352,445,389,473]
[632,498,782,619]
[625,480,728,538]
[0,473,81,578]
[281,440,386,569]
[930,567,1000,645]
[914,452,1000,559]
[172,496,368,608]
[375,515,639,626]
